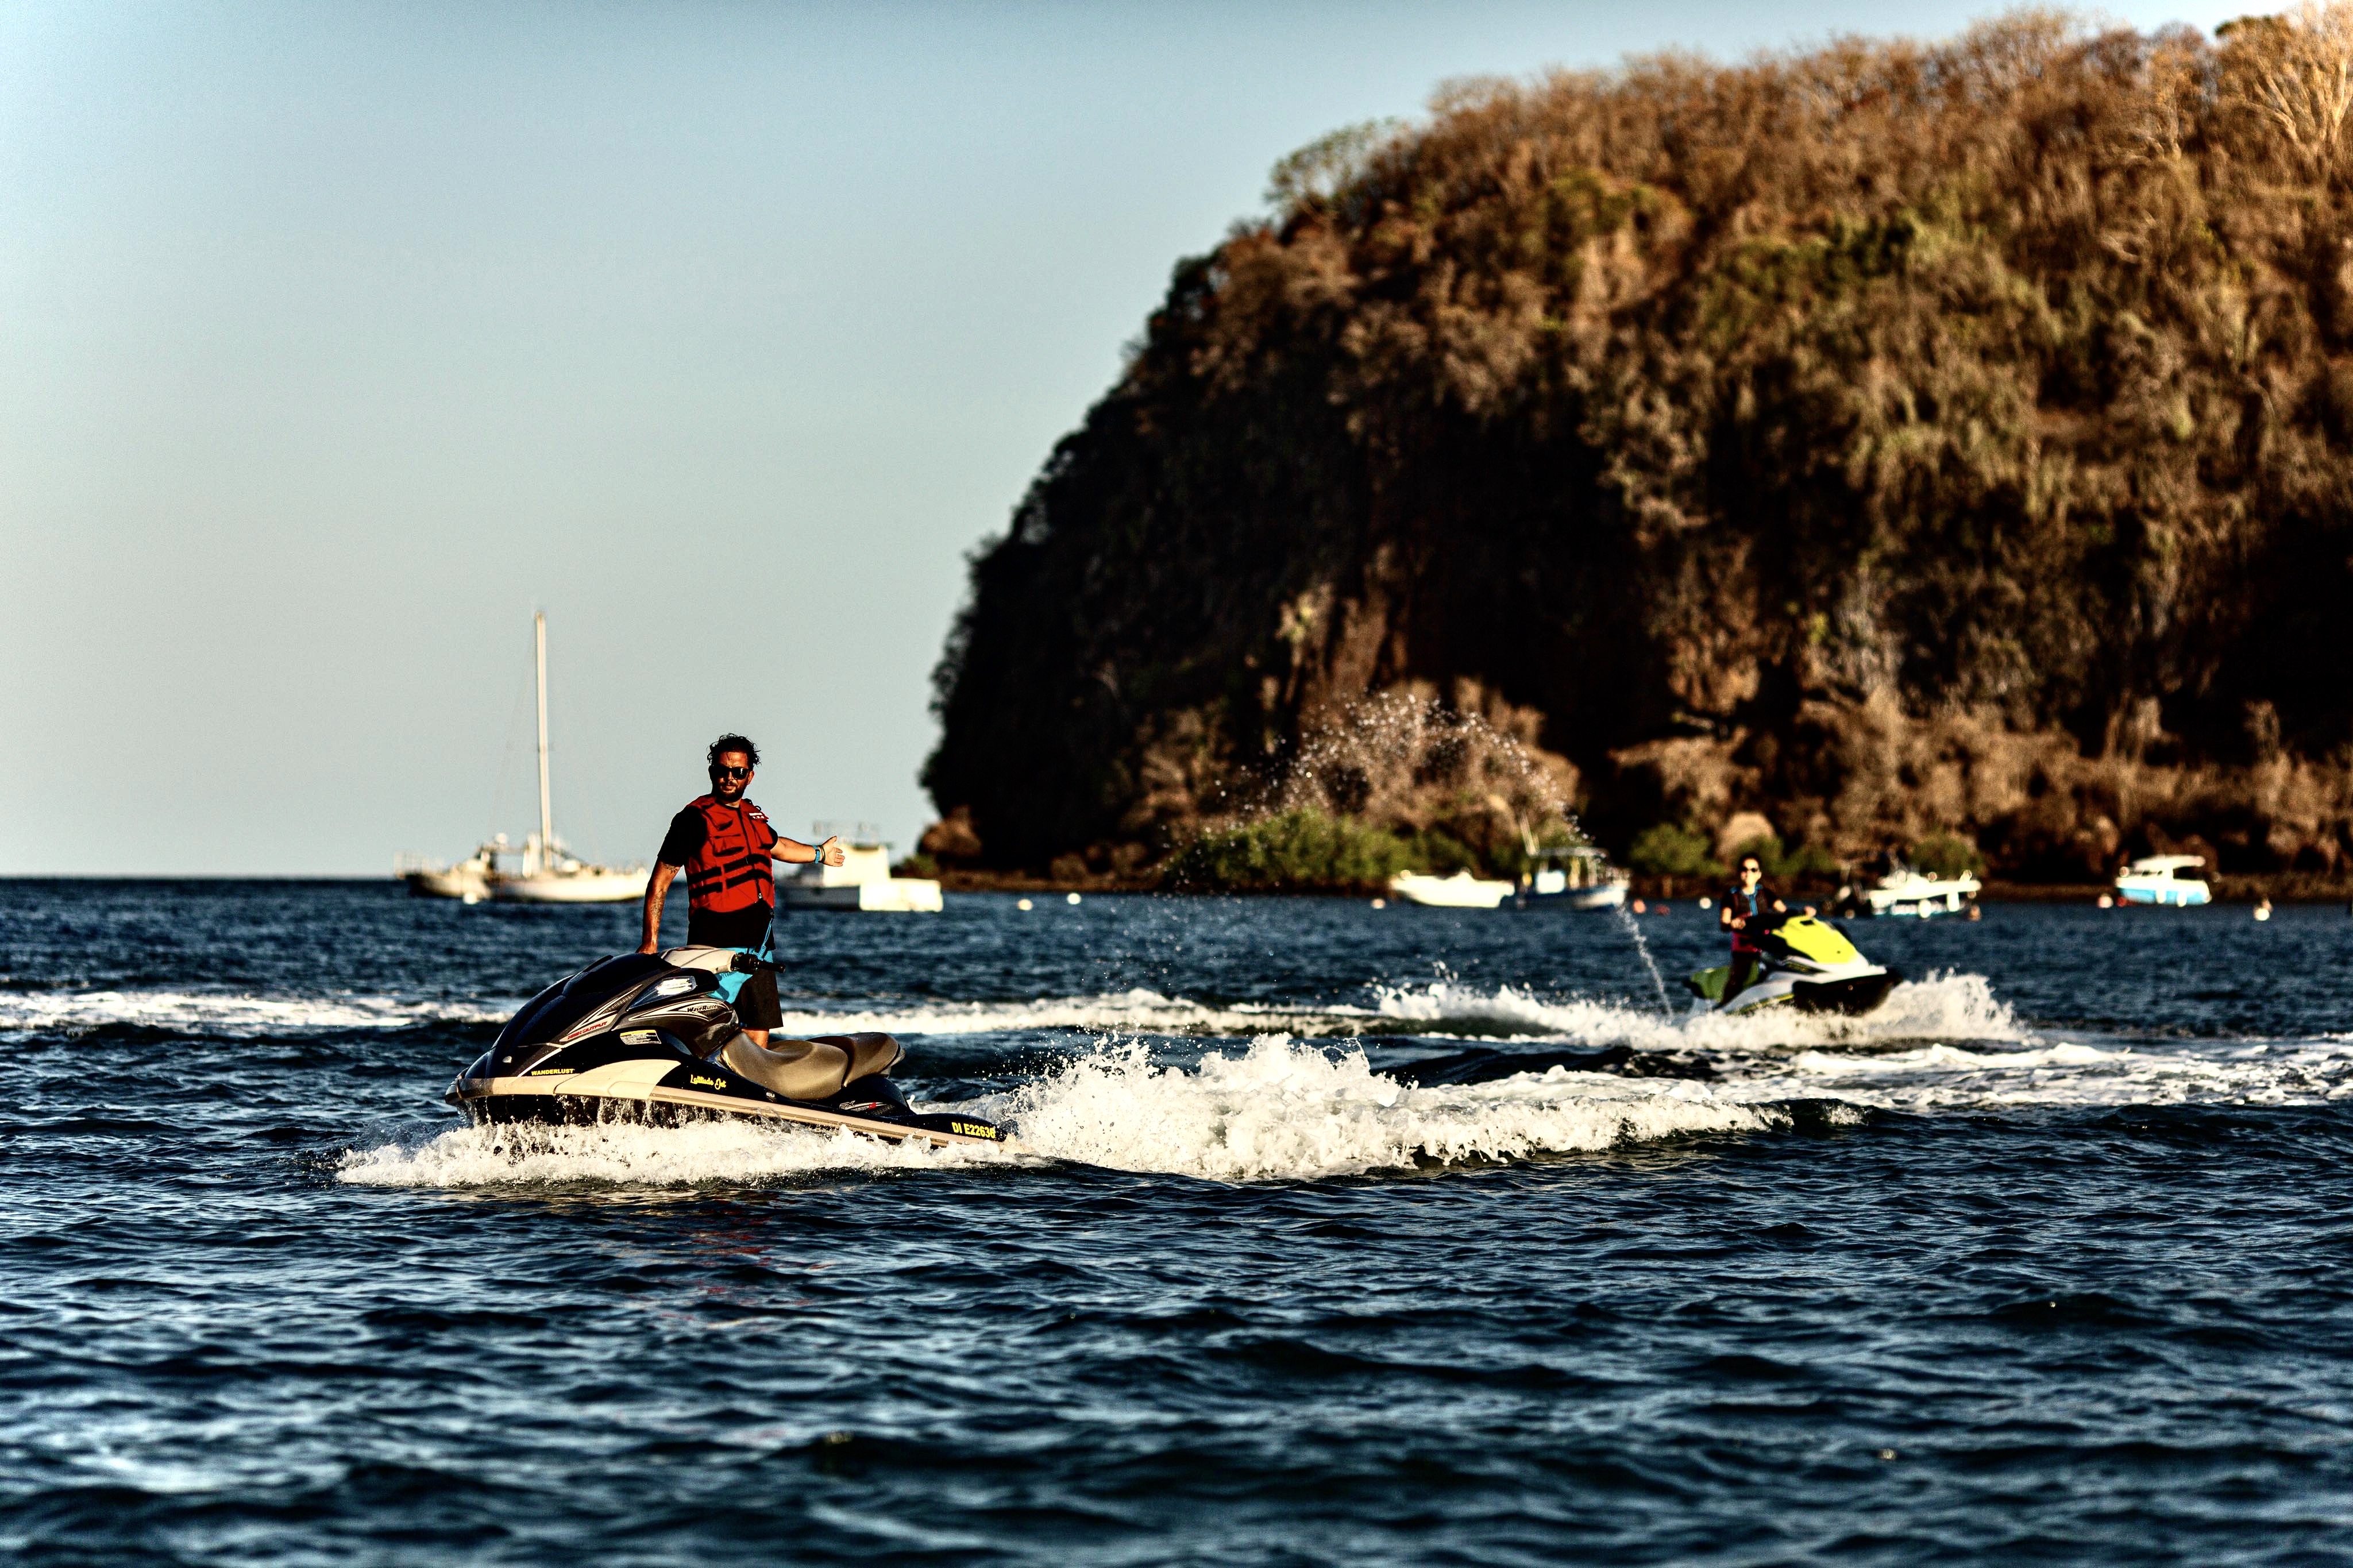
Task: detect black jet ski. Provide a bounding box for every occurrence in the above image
[1687,913,1900,1015]
[446,947,1004,1148]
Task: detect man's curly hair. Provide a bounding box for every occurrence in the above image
[707,733,760,770]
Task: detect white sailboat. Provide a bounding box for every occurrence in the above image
[396,614,647,904]
[492,613,650,904]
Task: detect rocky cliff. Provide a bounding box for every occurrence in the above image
[925,10,2353,882]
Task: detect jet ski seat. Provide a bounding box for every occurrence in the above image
[834,1032,905,1084]
[719,1031,905,1102]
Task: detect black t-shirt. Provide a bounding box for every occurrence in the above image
[660,803,775,949]
[657,806,709,870]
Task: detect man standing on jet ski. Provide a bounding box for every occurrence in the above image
[635,733,843,1047]
[1718,852,1787,1005]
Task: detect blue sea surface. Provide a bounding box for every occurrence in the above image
[3,880,2351,1565]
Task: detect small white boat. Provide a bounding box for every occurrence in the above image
[1388,870,1515,909]
[1514,846,1630,911]
[1858,863,1981,919]
[778,831,942,913]
[396,839,506,903]
[398,613,647,905]
[2115,854,2211,907]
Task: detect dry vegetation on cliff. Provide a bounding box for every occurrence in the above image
[926,7,2353,884]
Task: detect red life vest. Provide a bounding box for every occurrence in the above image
[683,795,777,913]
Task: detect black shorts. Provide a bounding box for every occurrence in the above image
[734,966,782,1031]
[688,902,776,951]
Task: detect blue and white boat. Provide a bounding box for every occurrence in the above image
[1514,846,1630,911]
[2115,854,2211,907]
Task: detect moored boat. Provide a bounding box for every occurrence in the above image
[1514,845,1630,911]
[1389,870,1515,909]
[2115,854,2211,907]
[396,613,646,904]
[1853,863,1981,919]
[395,839,503,902]
[777,827,943,913]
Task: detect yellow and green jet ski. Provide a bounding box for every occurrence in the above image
[1687,914,1901,1016]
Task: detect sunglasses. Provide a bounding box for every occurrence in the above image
[1740,864,1762,875]
[712,765,752,780]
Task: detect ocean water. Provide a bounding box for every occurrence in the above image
[4,880,2351,1565]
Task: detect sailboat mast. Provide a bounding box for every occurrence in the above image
[534,612,553,858]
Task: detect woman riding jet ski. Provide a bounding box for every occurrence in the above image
[1686,913,1901,1016]
[446,947,1003,1147]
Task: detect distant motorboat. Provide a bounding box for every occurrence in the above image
[1389,870,1515,909]
[2115,854,2211,907]
[1514,845,1630,911]
[395,613,647,905]
[1854,863,1981,919]
[777,827,942,913]
[396,839,505,903]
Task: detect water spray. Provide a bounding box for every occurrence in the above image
[1611,902,1676,1018]
[1206,688,1682,1017]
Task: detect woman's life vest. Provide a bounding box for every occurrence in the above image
[683,795,777,913]
[1725,886,1766,953]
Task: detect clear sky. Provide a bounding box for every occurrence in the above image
[3,0,2240,875]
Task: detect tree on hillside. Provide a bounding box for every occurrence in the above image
[928,7,2353,880]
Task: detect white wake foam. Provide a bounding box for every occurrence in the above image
[770,988,1360,1041]
[989,1036,1791,1181]
[985,1022,2353,1183]
[338,1036,1814,1189]
[0,988,510,1037]
[337,1015,2353,1192]
[773,972,2024,1051]
[115,956,2351,1191]
[337,1117,998,1189]
[1763,1036,2353,1111]
[1,970,2022,1055]
[1368,971,2024,1050]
